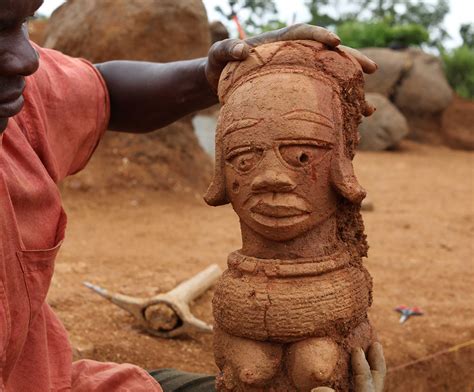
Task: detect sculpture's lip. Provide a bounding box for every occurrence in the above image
[250,202,309,218]
[250,210,310,227]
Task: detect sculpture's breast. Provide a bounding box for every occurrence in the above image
[213,251,372,342]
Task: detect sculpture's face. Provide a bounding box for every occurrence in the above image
[221,73,340,241]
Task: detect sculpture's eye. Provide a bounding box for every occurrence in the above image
[279,144,329,168]
[227,149,263,173]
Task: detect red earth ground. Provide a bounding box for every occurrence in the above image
[50,141,473,391]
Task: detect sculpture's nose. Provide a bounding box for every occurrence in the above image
[251,170,296,193]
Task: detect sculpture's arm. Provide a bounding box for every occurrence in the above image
[313,343,386,392]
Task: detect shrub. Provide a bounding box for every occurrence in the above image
[442,46,474,99]
[336,20,429,49]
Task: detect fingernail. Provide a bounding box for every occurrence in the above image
[232,43,245,59]
[331,33,341,41]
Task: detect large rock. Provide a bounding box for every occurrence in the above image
[362,48,454,144]
[394,48,453,114]
[44,0,211,63]
[358,93,409,150]
[361,48,412,97]
[45,0,213,193]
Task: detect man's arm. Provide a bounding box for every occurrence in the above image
[96,24,377,134]
[96,58,214,133]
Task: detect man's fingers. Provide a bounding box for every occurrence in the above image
[246,23,340,48]
[339,45,378,74]
[368,342,386,392]
[352,348,375,392]
[206,38,251,90]
[208,38,250,66]
[311,387,335,392]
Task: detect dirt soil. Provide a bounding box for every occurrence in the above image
[51,142,474,391]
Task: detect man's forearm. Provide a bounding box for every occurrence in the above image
[96,59,218,133]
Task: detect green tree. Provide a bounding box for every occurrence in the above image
[442,45,474,99]
[336,19,429,49]
[460,23,474,49]
[305,0,449,48]
[441,24,474,100]
[215,0,286,36]
[305,0,337,28]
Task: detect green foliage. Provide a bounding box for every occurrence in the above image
[215,0,286,36]
[460,23,474,49]
[442,45,474,99]
[306,0,337,28]
[306,0,449,48]
[336,20,429,48]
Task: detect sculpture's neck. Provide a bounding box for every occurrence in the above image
[240,215,341,259]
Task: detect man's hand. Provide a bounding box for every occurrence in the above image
[205,23,378,92]
[312,343,386,392]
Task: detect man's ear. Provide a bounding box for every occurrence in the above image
[330,152,366,204]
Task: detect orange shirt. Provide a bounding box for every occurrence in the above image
[0,46,162,391]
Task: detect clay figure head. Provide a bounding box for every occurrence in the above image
[0,0,42,133]
[205,41,373,245]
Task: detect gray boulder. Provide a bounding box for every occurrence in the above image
[361,48,412,97]
[394,48,453,114]
[359,93,409,150]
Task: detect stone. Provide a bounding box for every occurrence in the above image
[206,41,376,391]
[394,48,453,114]
[361,48,454,144]
[44,0,211,63]
[361,48,412,97]
[359,93,409,150]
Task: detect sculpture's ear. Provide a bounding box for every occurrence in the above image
[204,153,229,206]
[204,117,230,207]
[330,147,366,205]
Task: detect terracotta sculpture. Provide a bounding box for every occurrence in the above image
[205,41,376,392]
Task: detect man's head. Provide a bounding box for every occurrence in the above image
[0,0,42,133]
[205,41,372,243]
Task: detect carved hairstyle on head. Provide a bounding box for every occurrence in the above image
[205,40,374,259]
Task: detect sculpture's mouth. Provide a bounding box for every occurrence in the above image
[248,194,311,227]
[250,202,307,218]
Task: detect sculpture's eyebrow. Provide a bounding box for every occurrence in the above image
[282,110,333,129]
[223,118,262,137]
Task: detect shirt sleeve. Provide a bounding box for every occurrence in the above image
[18,44,110,182]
